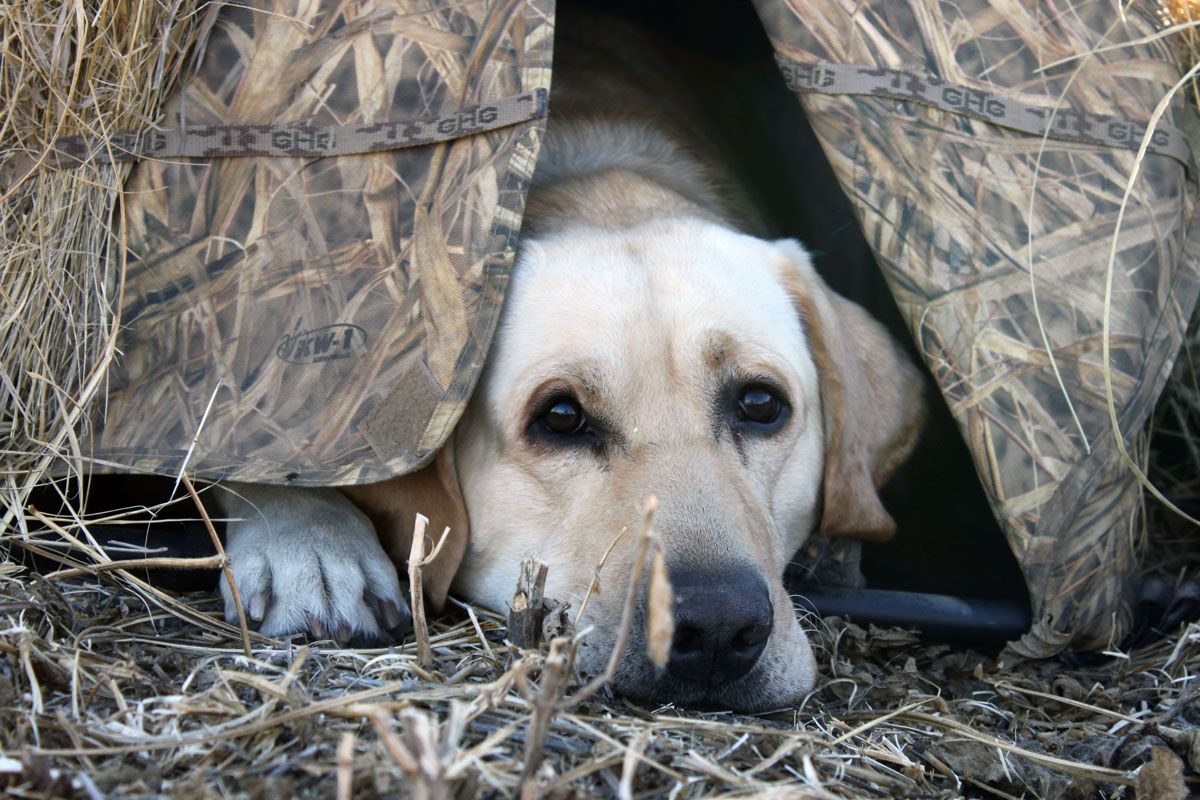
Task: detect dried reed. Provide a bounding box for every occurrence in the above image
[0,0,211,526]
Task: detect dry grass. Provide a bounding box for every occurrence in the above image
[0,0,212,526]
[0,558,1195,798]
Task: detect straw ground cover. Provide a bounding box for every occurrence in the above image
[2,0,1200,797]
[0,543,1196,798]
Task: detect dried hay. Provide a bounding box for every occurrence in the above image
[0,0,213,524]
[0,0,1199,797]
[0,553,1196,797]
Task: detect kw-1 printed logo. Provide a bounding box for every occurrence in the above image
[276,320,367,364]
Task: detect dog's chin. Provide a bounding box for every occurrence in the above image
[575,637,817,714]
[610,668,806,714]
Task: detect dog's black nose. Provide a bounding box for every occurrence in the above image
[666,569,773,687]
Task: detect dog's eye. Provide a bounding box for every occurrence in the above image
[735,383,786,428]
[540,397,588,436]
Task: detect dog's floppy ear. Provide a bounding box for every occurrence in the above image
[341,438,468,611]
[773,239,925,542]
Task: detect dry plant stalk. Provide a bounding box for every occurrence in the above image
[646,534,674,668]
[618,729,652,800]
[517,637,572,799]
[398,708,452,800]
[514,496,661,796]
[181,474,251,659]
[356,703,459,800]
[566,495,660,705]
[506,496,662,796]
[408,514,452,670]
[1162,1,1200,100]
[507,558,550,650]
[46,554,225,580]
[336,731,356,800]
[361,707,423,783]
[409,515,432,668]
[573,525,628,627]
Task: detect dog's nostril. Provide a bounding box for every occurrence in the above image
[732,623,770,653]
[672,625,704,655]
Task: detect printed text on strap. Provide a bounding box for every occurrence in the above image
[1,89,547,187]
[776,57,1194,169]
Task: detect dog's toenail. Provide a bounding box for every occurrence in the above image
[249,591,267,621]
[383,601,404,629]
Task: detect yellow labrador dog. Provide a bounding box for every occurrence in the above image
[214,16,923,711]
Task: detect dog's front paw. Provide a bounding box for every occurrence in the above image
[215,484,412,646]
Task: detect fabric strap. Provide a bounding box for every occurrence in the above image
[1,89,548,187]
[776,57,1194,170]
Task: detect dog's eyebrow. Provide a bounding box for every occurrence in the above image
[705,333,788,390]
[703,331,735,371]
[521,360,606,405]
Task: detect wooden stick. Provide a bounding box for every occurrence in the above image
[408,514,432,670]
[507,558,549,650]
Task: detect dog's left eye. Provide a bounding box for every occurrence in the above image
[539,396,588,436]
[734,383,788,430]
[527,392,609,454]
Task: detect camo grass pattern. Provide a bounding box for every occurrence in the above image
[754,0,1200,651]
[89,0,554,485]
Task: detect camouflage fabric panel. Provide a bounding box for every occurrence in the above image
[88,0,554,485]
[753,0,1200,650]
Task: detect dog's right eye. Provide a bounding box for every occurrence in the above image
[539,397,588,436]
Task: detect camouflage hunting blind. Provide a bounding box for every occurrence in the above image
[5,0,1199,655]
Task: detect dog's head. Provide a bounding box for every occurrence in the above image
[357,220,923,710]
